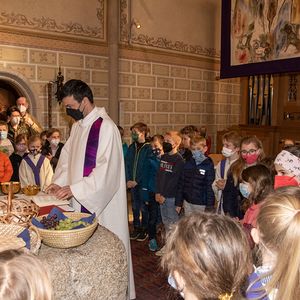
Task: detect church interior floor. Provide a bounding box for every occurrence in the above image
[128,194,182,300]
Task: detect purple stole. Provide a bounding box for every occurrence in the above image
[80,117,103,213]
[23,155,46,186]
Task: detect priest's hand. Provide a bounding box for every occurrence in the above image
[55,185,73,200]
[45,183,61,195]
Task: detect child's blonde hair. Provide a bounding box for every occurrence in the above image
[190,135,206,147]
[162,212,252,299]
[254,186,300,299]
[0,249,52,300]
[165,131,182,147]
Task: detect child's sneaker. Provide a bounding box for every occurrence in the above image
[155,245,166,256]
[148,239,158,252]
[130,228,140,240]
[136,231,148,242]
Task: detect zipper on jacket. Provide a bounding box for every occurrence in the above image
[132,142,149,181]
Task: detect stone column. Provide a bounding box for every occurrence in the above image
[107,0,119,124]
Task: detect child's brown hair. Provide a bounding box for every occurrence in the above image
[162,212,252,299]
[241,164,273,205]
[222,131,242,148]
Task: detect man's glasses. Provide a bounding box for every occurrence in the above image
[241,149,258,155]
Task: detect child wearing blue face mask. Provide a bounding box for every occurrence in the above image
[0,121,14,156]
[239,164,273,249]
[176,136,215,215]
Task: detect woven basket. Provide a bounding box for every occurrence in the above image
[0,223,41,254]
[0,182,39,227]
[33,212,98,249]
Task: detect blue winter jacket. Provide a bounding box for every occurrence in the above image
[176,156,215,208]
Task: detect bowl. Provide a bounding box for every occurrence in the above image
[1,182,21,194]
[22,185,40,196]
[32,212,98,249]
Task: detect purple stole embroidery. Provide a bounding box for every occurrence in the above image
[23,155,46,186]
[81,117,103,213]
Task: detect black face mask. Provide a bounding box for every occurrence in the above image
[162,142,173,153]
[66,102,84,121]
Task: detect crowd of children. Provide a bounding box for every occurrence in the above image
[123,122,300,300]
[0,107,64,190]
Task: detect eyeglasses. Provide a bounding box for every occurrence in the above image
[241,149,258,155]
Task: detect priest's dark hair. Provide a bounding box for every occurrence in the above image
[60,79,94,104]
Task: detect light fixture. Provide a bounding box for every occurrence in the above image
[131,18,141,29]
[128,18,141,44]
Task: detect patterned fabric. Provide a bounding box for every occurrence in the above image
[81,117,103,212]
[274,150,300,177]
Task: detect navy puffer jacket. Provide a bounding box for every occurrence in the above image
[176,156,215,208]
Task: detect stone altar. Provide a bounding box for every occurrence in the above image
[39,225,128,300]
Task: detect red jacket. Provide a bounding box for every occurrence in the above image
[0,151,13,182]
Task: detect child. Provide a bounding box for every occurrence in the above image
[19,135,53,191]
[177,135,215,214]
[125,122,152,241]
[223,135,266,218]
[41,128,64,171]
[213,131,241,213]
[179,125,199,161]
[0,249,52,300]
[143,134,164,252]
[247,186,300,299]
[273,145,300,189]
[0,121,14,156]
[162,212,252,300]
[240,164,273,228]
[9,134,28,182]
[155,131,184,255]
[0,151,13,183]
[117,125,128,159]
[281,138,295,149]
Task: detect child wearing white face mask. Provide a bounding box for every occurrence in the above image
[0,121,14,156]
[213,131,241,214]
[41,128,64,171]
[19,135,53,191]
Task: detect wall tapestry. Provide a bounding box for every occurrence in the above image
[221,0,300,78]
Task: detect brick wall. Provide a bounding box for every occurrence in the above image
[119,59,240,151]
[0,45,109,140]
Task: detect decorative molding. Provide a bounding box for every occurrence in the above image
[120,0,219,59]
[0,0,105,41]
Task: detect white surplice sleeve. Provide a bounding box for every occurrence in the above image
[70,119,123,216]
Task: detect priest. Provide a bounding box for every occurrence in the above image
[46,79,135,299]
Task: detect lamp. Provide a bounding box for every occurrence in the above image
[128,18,141,43]
[132,18,141,29]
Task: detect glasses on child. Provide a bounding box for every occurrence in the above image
[241,149,257,155]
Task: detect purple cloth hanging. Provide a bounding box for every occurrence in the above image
[23,155,46,186]
[80,117,103,213]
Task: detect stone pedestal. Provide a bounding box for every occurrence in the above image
[39,225,128,300]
